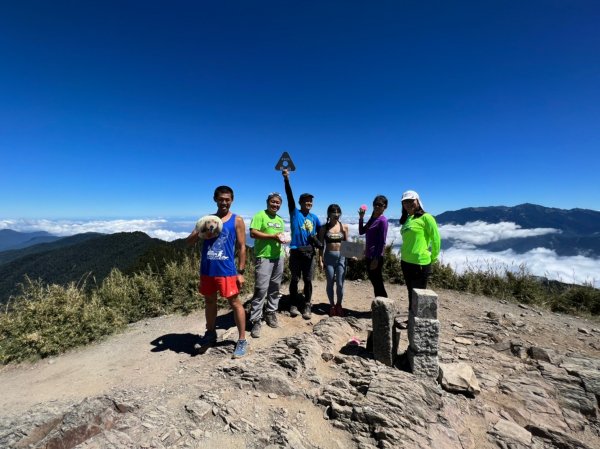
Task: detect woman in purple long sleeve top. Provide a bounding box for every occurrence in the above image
[358,195,389,297]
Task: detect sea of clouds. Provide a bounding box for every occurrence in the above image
[1,218,598,287]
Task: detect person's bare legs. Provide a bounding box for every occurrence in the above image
[227,295,246,340]
[204,293,218,332]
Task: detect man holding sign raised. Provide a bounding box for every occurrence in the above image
[282,168,321,319]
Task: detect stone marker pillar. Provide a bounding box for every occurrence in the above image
[371,297,397,366]
[407,288,440,377]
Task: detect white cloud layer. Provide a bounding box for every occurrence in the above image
[439,247,599,288]
[0,219,190,241]
[345,220,598,287]
[2,218,598,287]
[438,221,560,245]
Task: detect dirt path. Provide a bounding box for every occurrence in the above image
[1,278,599,445]
[0,279,392,417]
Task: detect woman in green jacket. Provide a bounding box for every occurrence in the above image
[400,190,441,309]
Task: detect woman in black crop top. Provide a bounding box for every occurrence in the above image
[318,204,349,316]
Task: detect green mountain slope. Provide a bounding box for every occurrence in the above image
[0,232,191,304]
[0,233,104,266]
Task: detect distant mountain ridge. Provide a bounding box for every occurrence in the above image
[0,232,190,304]
[0,229,62,252]
[1,203,598,304]
[436,203,600,236]
[436,203,600,257]
[0,232,104,266]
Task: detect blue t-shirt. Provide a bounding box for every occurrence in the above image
[289,208,321,249]
[200,214,237,276]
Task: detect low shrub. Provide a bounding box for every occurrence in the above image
[1,245,598,364]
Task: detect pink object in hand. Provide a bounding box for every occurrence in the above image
[359,204,367,213]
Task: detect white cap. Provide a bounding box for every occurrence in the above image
[401,190,424,210]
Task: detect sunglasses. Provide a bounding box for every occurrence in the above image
[373,202,386,207]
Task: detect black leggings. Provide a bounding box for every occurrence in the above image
[401,260,431,310]
[367,257,388,298]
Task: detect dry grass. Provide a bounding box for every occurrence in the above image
[1,246,598,364]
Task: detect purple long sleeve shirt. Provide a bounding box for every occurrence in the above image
[359,215,388,258]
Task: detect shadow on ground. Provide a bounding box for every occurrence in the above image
[149,312,237,356]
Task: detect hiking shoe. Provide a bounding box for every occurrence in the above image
[250,321,262,338]
[336,304,345,317]
[301,303,312,320]
[232,339,248,358]
[289,305,300,317]
[265,312,279,328]
[329,305,336,317]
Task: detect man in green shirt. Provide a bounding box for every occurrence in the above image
[248,192,287,338]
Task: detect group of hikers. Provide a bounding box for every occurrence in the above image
[187,169,441,359]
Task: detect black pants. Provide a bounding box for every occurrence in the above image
[367,257,388,298]
[289,249,315,305]
[401,260,431,310]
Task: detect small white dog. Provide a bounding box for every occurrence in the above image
[195,215,223,240]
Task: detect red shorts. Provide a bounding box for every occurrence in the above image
[199,275,239,298]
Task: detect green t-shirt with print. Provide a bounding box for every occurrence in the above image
[250,210,285,259]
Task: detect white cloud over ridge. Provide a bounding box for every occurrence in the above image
[439,221,560,245]
[439,246,599,288]
[0,219,190,241]
[2,218,598,287]
[345,220,598,288]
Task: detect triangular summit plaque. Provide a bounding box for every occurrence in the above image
[275,152,296,171]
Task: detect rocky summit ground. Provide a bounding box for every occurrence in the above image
[1,278,600,449]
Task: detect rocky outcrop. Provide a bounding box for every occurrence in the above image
[2,291,600,449]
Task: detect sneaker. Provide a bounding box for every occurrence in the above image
[336,304,345,317]
[232,339,248,358]
[329,305,336,317]
[289,305,300,317]
[250,321,262,338]
[301,303,312,320]
[265,312,279,328]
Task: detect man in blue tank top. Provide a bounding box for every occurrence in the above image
[282,169,321,320]
[187,186,248,358]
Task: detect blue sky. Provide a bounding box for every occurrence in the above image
[1,1,599,220]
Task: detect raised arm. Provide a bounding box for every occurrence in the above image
[358,216,370,235]
[282,169,295,215]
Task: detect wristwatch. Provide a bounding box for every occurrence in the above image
[237,269,245,275]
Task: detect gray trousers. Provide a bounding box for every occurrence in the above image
[249,257,284,323]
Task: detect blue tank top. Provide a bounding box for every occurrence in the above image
[200,214,237,277]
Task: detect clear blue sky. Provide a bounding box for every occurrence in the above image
[1,1,599,219]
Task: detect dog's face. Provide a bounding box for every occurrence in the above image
[201,217,220,234]
[196,215,222,239]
